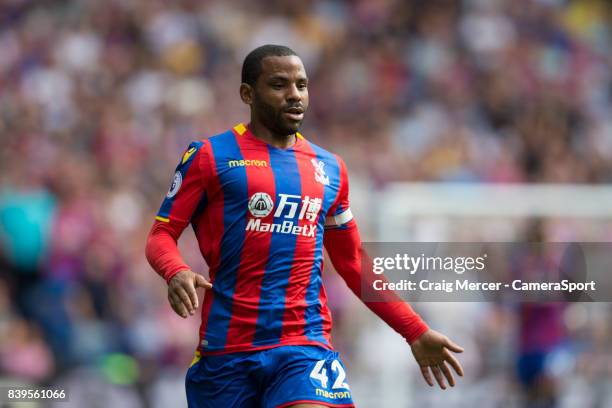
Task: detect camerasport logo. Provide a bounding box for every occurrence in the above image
[246,192,322,237]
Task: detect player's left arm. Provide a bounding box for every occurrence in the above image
[323,157,464,389]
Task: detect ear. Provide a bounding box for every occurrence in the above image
[240,83,253,105]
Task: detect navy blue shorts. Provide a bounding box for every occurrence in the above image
[185,345,355,408]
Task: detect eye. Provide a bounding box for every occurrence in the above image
[298,83,308,90]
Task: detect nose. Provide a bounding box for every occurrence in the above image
[286,83,301,102]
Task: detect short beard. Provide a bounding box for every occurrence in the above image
[254,94,300,137]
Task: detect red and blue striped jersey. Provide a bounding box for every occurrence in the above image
[155,123,353,355]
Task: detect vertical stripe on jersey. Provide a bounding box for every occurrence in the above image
[253,147,301,346]
[279,142,325,343]
[319,282,333,344]
[303,145,342,344]
[203,131,248,350]
[225,138,275,347]
[190,194,208,233]
[197,141,219,350]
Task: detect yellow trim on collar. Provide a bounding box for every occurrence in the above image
[233,123,247,135]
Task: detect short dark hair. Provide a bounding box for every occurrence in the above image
[241,44,298,86]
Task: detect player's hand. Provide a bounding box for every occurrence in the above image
[168,270,212,318]
[410,329,464,390]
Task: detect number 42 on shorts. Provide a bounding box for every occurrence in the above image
[309,359,350,390]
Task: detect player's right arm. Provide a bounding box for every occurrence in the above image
[145,141,212,318]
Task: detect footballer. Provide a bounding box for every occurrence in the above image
[145,44,464,408]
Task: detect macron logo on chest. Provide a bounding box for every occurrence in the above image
[228,159,268,168]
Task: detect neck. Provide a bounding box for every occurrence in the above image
[247,121,296,149]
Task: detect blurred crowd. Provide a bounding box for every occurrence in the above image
[1,0,612,406]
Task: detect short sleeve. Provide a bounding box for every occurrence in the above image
[156,141,209,226]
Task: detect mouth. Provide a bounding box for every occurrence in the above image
[283,107,304,122]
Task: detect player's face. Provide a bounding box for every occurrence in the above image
[252,55,309,136]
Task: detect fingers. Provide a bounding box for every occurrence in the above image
[186,274,212,311]
[194,274,212,290]
[413,333,464,390]
[420,366,434,387]
[167,271,212,318]
[443,337,464,353]
[168,292,189,318]
[176,285,196,315]
[430,365,447,390]
[184,279,200,310]
[443,349,465,377]
[439,361,455,387]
